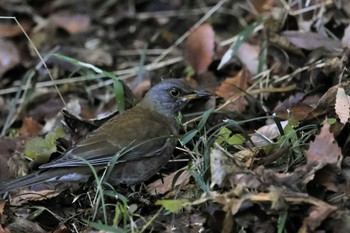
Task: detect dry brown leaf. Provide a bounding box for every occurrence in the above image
[306,81,350,120]
[274,93,318,120]
[335,87,350,124]
[146,169,191,195]
[0,137,27,182]
[216,67,251,112]
[51,11,90,34]
[299,198,337,231]
[250,192,336,231]
[282,31,341,51]
[304,122,342,166]
[0,22,31,38]
[185,24,215,75]
[6,217,46,233]
[10,189,60,206]
[0,38,20,77]
[19,117,43,137]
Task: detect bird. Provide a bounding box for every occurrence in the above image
[0,78,211,193]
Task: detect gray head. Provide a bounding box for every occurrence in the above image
[139,79,210,117]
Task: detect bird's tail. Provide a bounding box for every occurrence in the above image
[0,171,50,194]
[0,168,91,194]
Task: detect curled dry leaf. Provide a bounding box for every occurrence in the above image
[216,67,251,112]
[185,24,215,75]
[305,122,342,166]
[0,38,20,77]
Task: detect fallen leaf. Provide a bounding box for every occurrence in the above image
[51,11,90,34]
[282,31,341,51]
[19,117,43,137]
[250,120,288,147]
[216,67,251,112]
[0,21,31,38]
[5,217,46,233]
[236,42,260,75]
[306,81,350,120]
[335,87,350,124]
[185,24,215,75]
[10,189,60,206]
[304,122,342,166]
[146,169,191,195]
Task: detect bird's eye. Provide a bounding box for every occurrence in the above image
[170,88,180,97]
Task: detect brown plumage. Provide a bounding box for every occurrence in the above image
[0,78,210,193]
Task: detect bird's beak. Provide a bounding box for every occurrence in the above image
[182,90,212,101]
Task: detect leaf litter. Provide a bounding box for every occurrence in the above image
[1,0,350,232]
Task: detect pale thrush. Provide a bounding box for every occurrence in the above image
[0,78,210,193]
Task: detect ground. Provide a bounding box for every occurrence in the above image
[0,0,350,232]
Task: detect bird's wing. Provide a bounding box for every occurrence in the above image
[41,107,178,168]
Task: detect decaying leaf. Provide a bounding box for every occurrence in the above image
[19,117,43,137]
[146,169,191,195]
[210,148,237,187]
[216,67,251,112]
[185,24,215,75]
[304,122,342,166]
[282,31,342,51]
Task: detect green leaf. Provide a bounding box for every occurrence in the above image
[197,108,214,131]
[155,199,188,213]
[227,134,245,145]
[113,79,125,113]
[84,220,126,233]
[327,118,337,125]
[180,129,198,145]
[25,127,65,163]
[215,127,232,145]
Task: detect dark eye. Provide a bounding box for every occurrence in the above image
[170,88,180,97]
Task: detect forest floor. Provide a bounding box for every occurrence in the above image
[1,0,350,232]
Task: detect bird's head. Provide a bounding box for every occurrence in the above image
[140,79,211,117]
